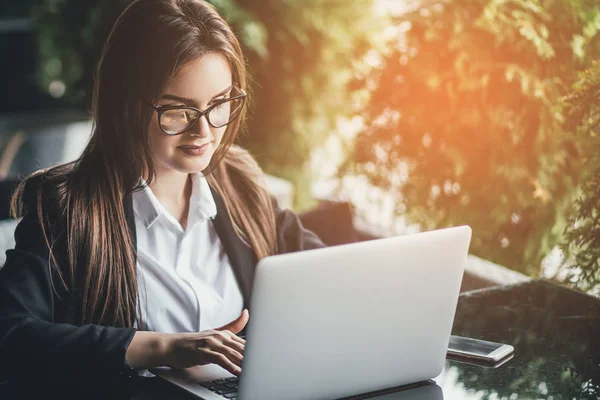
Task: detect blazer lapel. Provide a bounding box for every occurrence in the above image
[210,187,258,309]
[123,187,258,309]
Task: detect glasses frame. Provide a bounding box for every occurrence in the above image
[150,88,247,135]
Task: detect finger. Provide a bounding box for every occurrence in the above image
[216,309,249,334]
[219,329,246,346]
[207,350,242,376]
[223,337,245,355]
[215,344,244,367]
[193,331,244,353]
[201,335,244,366]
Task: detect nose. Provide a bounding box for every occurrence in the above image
[189,114,210,138]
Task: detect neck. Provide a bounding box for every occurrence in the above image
[147,168,192,206]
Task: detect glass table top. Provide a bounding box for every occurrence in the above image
[3,280,598,400]
[433,280,600,400]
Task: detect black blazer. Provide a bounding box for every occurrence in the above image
[0,175,324,384]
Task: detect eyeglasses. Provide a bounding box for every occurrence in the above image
[150,88,247,135]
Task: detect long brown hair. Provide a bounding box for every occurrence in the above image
[11,0,277,328]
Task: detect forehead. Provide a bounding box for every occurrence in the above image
[164,52,232,102]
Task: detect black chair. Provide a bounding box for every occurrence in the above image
[298,200,359,246]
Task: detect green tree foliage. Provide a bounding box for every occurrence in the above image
[562,61,600,294]
[227,0,381,208]
[341,0,600,275]
[31,0,132,105]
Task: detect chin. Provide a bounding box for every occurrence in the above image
[176,158,213,174]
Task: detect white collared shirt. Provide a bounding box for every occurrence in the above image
[132,173,244,333]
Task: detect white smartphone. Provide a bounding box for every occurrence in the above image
[447,335,514,364]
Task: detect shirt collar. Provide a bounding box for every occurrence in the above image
[132,173,218,230]
[189,172,218,221]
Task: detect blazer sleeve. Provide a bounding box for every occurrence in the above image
[275,206,326,254]
[0,178,136,383]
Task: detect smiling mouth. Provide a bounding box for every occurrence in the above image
[178,142,211,156]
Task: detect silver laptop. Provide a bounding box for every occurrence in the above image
[153,226,471,400]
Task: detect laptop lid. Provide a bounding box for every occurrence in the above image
[238,226,471,400]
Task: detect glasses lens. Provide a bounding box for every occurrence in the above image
[160,108,200,135]
[208,97,244,128]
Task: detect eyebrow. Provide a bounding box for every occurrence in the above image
[160,85,233,105]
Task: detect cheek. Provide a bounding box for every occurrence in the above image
[149,119,177,160]
[214,126,228,147]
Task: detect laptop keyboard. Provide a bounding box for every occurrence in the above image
[200,377,239,398]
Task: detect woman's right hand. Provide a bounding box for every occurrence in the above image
[164,309,249,376]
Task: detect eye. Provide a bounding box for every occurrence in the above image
[184,110,198,120]
[174,110,188,120]
[161,108,189,123]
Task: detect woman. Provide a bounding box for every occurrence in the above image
[0,0,324,384]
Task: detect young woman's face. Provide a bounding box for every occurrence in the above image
[149,52,233,175]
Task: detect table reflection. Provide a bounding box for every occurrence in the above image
[435,280,600,400]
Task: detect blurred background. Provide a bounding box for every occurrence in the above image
[0,0,599,295]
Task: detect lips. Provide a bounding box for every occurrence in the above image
[178,142,210,156]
